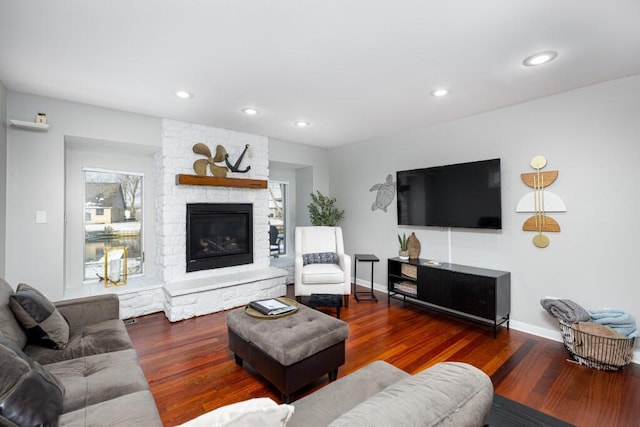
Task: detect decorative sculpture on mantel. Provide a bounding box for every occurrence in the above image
[193,143,229,177]
[225,144,251,173]
[516,155,567,248]
[192,143,252,177]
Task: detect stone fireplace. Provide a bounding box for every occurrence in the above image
[186,203,253,272]
[154,119,286,321]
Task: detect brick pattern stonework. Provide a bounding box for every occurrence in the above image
[153,119,286,321]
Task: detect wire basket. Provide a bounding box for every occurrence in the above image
[558,319,635,370]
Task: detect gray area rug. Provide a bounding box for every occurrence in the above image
[486,394,575,427]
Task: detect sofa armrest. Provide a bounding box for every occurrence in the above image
[55,294,120,328]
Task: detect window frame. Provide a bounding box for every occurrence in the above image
[82,167,145,282]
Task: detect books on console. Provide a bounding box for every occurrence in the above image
[249,298,296,316]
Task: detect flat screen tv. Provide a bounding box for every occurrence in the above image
[396,158,502,229]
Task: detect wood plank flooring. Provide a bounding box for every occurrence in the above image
[127,285,640,427]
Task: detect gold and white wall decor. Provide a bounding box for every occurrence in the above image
[516,155,566,248]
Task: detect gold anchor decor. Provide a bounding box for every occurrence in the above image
[516,155,566,248]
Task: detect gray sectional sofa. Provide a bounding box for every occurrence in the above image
[0,279,162,426]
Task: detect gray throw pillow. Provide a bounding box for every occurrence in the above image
[303,252,339,266]
[0,339,65,426]
[9,283,70,349]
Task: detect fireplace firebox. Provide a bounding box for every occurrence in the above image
[186,203,253,272]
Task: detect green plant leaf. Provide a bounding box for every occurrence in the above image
[307,191,345,226]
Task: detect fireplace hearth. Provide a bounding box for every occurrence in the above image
[186,203,253,272]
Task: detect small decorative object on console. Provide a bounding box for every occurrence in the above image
[407,232,421,259]
[398,233,409,259]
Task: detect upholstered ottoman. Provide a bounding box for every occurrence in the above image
[226,303,349,403]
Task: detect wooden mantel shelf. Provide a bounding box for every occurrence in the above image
[175,174,268,189]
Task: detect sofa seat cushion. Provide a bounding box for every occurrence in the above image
[45,349,149,413]
[10,283,70,349]
[58,390,162,426]
[24,319,133,364]
[0,336,65,427]
[0,279,28,349]
[226,304,348,366]
[328,362,493,427]
[301,263,345,285]
[288,360,410,427]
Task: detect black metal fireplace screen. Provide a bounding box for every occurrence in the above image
[186,203,253,272]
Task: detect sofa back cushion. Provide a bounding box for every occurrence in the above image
[0,279,27,349]
[9,283,70,349]
[0,337,65,426]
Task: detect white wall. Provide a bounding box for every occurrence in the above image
[269,138,330,229]
[5,91,161,299]
[0,81,7,277]
[329,74,640,351]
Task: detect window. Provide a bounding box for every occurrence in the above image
[268,181,287,256]
[83,169,143,281]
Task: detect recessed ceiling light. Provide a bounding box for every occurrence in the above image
[175,90,193,99]
[430,88,450,97]
[294,121,310,128]
[523,51,558,66]
[242,107,260,116]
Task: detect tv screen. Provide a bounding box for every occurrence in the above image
[396,158,502,229]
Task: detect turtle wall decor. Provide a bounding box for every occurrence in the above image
[370,174,396,212]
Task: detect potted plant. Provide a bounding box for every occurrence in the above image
[398,233,409,259]
[308,191,345,226]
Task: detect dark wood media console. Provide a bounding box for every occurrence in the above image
[387,257,510,337]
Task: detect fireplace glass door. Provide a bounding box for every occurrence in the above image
[186,203,253,272]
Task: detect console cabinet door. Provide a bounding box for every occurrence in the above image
[418,267,453,309]
[452,273,495,319]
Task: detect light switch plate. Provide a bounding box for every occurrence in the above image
[35,211,47,224]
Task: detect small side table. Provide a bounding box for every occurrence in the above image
[353,254,379,302]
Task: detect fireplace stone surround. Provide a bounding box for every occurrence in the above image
[154,119,286,321]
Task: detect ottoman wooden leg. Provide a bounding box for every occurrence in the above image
[234,354,243,366]
[328,369,338,382]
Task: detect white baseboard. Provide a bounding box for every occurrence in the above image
[363,280,640,366]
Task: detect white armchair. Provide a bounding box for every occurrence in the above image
[295,226,351,307]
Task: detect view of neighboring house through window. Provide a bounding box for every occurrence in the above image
[268,181,286,256]
[84,169,143,281]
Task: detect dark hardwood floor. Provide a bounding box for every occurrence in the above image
[127,285,640,427]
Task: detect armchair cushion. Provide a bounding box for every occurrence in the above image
[9,283,70,349]
[303,252,339,266]
[302,264,346,285]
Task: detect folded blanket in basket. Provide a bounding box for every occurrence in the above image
[588,310,639,338]
[573,322,632,367]
[540,298,590,323]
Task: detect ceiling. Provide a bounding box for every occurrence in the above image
[1,1,640,148]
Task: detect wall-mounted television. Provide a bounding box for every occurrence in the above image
[396,158,502,229]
